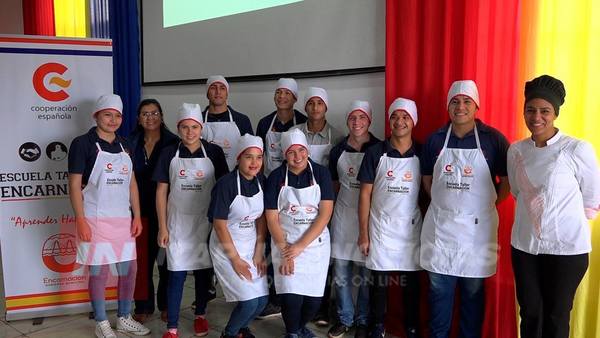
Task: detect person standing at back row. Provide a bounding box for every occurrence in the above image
[420,80,510,338]
[202,75,254,171]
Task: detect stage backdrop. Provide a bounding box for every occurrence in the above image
[0,35,115,321]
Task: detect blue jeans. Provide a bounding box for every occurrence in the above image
[428,272,484,338]
[223,296,268,336]
[280,293,322,334]
[333,259,370,326]
[89,260,137,322]
[167,268,212,329]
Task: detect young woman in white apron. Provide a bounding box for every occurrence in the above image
[326,100,380,338]
[357,98,422,338]
[208,135,269,338]
[154,103,228,338]
[68,94,150,338]
[508,75,600,338]
[264,129,335,338]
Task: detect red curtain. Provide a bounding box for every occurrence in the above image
[385,1,520,337]
[22,0,56,36]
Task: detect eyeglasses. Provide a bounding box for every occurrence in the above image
[141,111,161,118]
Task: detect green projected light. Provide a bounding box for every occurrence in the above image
[163,0,303,28]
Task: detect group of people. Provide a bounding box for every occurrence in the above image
[68,74,600,338]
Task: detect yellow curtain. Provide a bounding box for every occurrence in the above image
[519,1,600,337]
[53,0,89,37]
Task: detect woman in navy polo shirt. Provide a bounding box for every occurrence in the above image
[208,134,269,338]
[68,94,150,338]
[153,103,228,338]
[264,129,335,338]
[129,98,178,323]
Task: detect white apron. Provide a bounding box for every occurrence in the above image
[331,150,366,262]
[209,172,269,302]
[77,142,136,265]
[367,152,422,271]
[201,109,241,171]
[308,128,332,167]
[166,144,215,271]
[272,162,331,296]
[420,125,499,278]
[264,114,296,176]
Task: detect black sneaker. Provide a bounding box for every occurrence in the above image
[328,322,350,338]
[239,327,256,338]
[354,325,368,338]
[256,303,281,319]
[313,312,329,327]
[369,324,385,338]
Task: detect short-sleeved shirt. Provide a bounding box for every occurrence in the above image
[420,119,509,178]
[358,139,421,184]
[152,140,229,184]
[202,106,254,136]
[328,133,381,181]
[255,110,308,143]
[291,121,345,146]
[208,170,266,222]
[264,159,335,210]
[68,127,131,185]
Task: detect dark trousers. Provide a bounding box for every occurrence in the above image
[280,293,322,334]
[512,247,588,338]
[167,268,212,329]
[134,216,168,314]
[370,270,420,329]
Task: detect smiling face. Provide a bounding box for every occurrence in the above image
[347,110,370,138]
[389,110,414,138]
[285,144,309,172]
[524,97,557,141]
[305,97,327,122]
[274,88,297,110]
[238,147,263,178]
[177,119,203,146]
[95,109,122,134]
[207,82,228,107]
[138,103,162,132]
[448,95,477,127]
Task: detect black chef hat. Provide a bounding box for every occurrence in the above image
[524,75,566,115]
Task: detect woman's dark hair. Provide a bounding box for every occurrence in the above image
[132,98,169,133]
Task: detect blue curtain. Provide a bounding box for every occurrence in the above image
[89,0,110,39]
[108,0,140,137]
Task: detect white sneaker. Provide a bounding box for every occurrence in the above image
[95,320,116,338]
[116,314,151,336]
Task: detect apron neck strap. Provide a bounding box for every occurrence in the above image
[95,141,125,152]
[236,170,262,195]
[270,112,296,131]
[204,108,232,121]
[176,142,207,158]
[284,160,316,187]
[95,142,102,151]
[444,123,481,149]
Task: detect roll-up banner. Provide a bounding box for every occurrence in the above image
[0,35,116,321]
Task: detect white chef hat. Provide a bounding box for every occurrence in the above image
[92,94,122,117]
[280,129,308,155]
[447,80,480,108]
[177,103,203,126]
[304,87,329,111]
[346,100,372,121]
[206,75,229,92]
[388,97,418,126]
[236,134,264,160]
[276,78,298,98]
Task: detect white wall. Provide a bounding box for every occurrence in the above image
[142,72,386,140]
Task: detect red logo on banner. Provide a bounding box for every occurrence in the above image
[32,62,72,102]
[41,233,79,273]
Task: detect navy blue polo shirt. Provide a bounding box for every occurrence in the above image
[152,140,229,183]
[202,105,254,136]
[208,170,266,222]
[328,133,381,181]
[357,139,421,184]
[255,110,308,144]
[420,119,509,177]
[264,159,335,210]
[68,127,131,185]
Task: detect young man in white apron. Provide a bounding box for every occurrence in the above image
[255,78,307,318]
[420,81,510,338]
[154,104,228,338]
[264,129,335,338]
[327,100,380,338]
[201,75,254,171]
[68,94,150,338]
[357,98,423,338]
[208,135,270,338]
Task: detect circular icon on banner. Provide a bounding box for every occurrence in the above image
[46,142,68,161]
[18,142,42,162]
[41,233,79,273]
